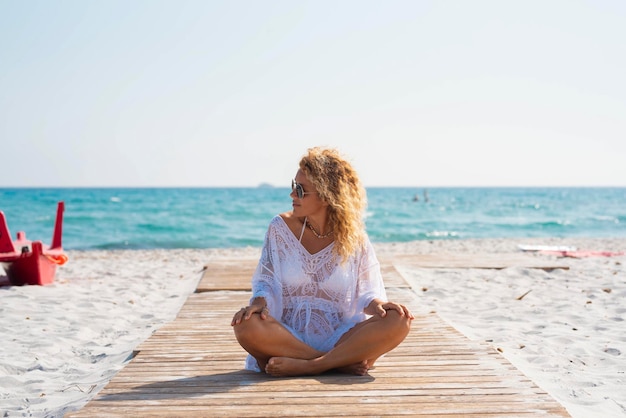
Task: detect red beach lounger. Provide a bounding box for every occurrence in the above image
[0,201,68,286]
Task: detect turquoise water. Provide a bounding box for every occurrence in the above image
[1,187,625,250]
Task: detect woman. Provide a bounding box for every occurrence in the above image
[231,147,413,377]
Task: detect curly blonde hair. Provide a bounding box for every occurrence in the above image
[299,147,367,262]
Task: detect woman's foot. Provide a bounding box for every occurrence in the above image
[265,357,372,377]
[265,357,318,377]
[336,360,370,376]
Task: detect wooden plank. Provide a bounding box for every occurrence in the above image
[391,253,569,270]
[196,258,257,292]
[66,257,570,417]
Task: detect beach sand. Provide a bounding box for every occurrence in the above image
[1,239,625,417]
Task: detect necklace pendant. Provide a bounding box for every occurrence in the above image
[306,221,333,239]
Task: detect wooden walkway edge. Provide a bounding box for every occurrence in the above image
[66,256,570,417]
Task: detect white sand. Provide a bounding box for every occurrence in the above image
[1,239,624,417]
[0,249,212,417]
[383,238,626,418]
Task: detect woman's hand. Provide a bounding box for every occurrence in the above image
[368,299,414,319]
[231,303,269,326]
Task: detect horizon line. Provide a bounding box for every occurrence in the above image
[2,185,626,189]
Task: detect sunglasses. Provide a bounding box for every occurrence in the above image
[291,179,317,199]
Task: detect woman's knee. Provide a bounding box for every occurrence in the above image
[383,310,412,336]
[233,313,266,343]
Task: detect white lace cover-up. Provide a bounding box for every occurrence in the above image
[245,215,387,371]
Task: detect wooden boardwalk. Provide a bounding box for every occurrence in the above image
[67,255,570,417]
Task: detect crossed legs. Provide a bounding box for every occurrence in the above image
[233,311,411,377]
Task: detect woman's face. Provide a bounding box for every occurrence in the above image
[291,169,328,217]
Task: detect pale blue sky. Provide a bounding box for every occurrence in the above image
[1,0,625,187]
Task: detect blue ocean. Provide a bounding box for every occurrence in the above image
[1,187,625,250]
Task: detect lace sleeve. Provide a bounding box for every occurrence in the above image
[250,217,283,317]
[355,238,387,314]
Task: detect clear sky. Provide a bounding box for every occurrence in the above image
[1,0,625,187]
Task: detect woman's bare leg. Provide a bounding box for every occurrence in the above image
[233,313,324,371]
[265,310,411,377]
[332,325,380,375]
